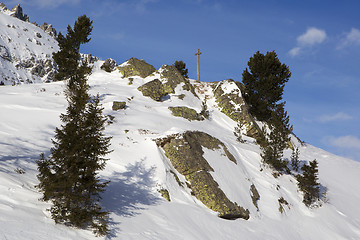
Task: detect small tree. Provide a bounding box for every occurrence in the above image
[174,60,189,78]
[260,103,292,173]
[242,51,291,121]
[36,15,111,236]
[297,160,320,206]
[291,147,300,172]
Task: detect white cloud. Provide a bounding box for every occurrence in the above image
[289,27,327,57]
[297,27,327,46]
[317,112,353,123]
[337,28,360,49]
[289,47,301,57]
[324,135,360,161]
[327,135,360,150]
[12,0,81,9]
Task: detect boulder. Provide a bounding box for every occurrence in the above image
[168,106,204,121]
[112,101,126,111]
[137,79,167,102]
[156,131,249,220]
[118,57,156,78]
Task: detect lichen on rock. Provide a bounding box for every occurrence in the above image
[137,79,167,102]
[168,106,205,121]
[118,57,156,78]
[212,79,261,139]
[156,131,249,220]
[158,189,171,202]
[112,101,126,111]
[160,64,198,97]
[250,184,260,210]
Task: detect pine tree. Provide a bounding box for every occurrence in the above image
[174,60,189,78]
[291,147,300,172]
[36,15,111,236]
[242,51,291,121]
[260,103,292,172]
[297,160,320,206]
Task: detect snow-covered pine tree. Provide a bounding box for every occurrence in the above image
[36,15,111,236]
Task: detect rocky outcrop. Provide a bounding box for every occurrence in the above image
[10,4,29,22]
[212,79,261,139]
[160,64,197,97]
[137,79,167,102]
[40,23,57,38]
[156,131,249,220]
[168,106,205,121]
[101,58,117,72]
[118,57,156,78]
[250,184,260,210]
[112,101,126,111]
[0,45,11,61]
[0,2,6,11]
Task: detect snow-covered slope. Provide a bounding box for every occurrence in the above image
[1,60,360,239]
[0,4,59,84]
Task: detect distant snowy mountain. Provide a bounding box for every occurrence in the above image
[0,3,58,85]
[1,4,360,240]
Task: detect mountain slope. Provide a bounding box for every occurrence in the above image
[1,4,360,239]
[0,5,58,85]
[1,59,360,239]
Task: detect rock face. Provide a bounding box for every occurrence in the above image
[101,58,117,72]
[137,79,167,101]
[118,57,156,78]
[0,45,11,61]
[0,3,60,85]
[137,64,199,101]
[211,79,261,139]
[40,23,57,38]
[10,4,29,22]
[160,64,197,97]
[156,131,249,220]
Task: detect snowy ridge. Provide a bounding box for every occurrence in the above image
[1,61,360,239]
[0,8,59,84]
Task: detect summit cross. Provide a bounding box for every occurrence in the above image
[195,48,202,82]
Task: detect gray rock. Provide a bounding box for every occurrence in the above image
[0,45,11,61]
[40,23,57,38]
[118,57,156,78]
[112,101,126,111]
[101,58,117,72]
[137,79,167,102]
[10,4,29,22]
[0,2,7,11]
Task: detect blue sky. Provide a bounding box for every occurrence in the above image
[3,0,360,161]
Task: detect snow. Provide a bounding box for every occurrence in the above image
[1,9,360,240]
[0,10,59,84]
[1,68,360,239]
